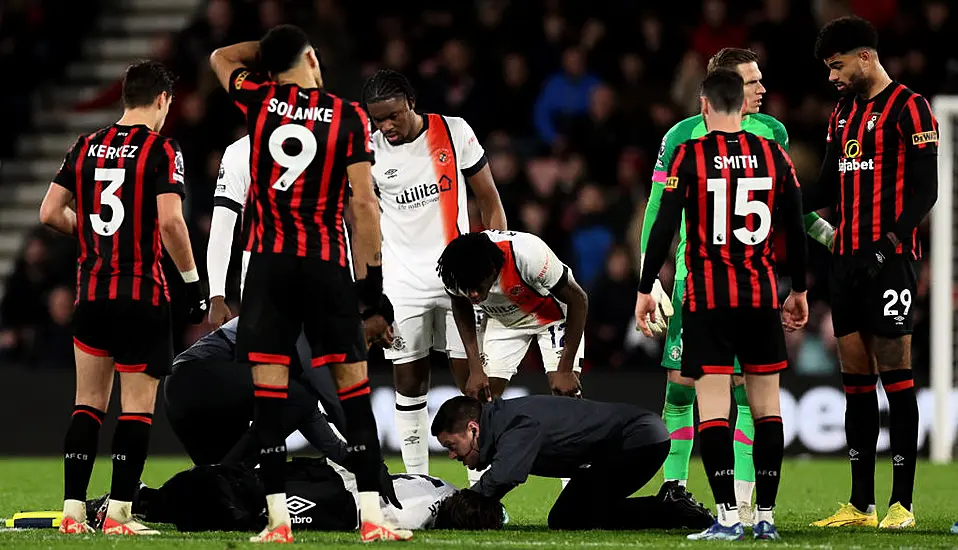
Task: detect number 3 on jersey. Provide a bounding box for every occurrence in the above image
[706,176,773,245]
[91,168,125,237]
[269,125,318,191]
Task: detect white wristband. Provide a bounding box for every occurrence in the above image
[180,268,199,283]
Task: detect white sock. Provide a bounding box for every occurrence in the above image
[665,478,688,487]
[716,503,740,527]
[734,480,754,505]
[106,500,133,522]
[756,507,774,525]
[560,478,570,490]
[467,465,488,487]
[265,493,290,529]
[395,393,429,475]
[358,491,384,525]
[63,499,86,521]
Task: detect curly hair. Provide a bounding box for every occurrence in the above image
[436,233,504,296]
[434,490,504,530]
[814,16,879,60]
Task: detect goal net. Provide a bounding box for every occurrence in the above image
[930,96,957,463]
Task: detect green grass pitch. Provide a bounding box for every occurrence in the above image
[1,456,957,548]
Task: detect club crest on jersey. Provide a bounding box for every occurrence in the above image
[435,148,451,165]
[866,114,879,132]
[509,285,523,297]
[217,163,225,180]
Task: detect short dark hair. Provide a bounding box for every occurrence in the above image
[434,490,504,530]
[706,48,759,73]
[259,24,311,75]
[436,233,505,296]
[430,396,482,437]
[122,60,175,109]
[361,69,416,110]
[701,68,745,114]
[814,16,879,60]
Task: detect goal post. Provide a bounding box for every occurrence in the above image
[930,95,957,464]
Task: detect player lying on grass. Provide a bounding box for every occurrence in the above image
[431,395,714,530]
[79,459,467,533]
[640,46,835,525]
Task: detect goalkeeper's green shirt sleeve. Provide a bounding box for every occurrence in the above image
[641,128,680,256]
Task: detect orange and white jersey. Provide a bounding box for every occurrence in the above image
[372,114,486,298]
[451,230,570,329]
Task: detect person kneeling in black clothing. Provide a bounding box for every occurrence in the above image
[431,395,714,530]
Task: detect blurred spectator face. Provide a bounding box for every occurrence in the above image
[926,1,948,29]
[735,62,766,114]
[543,14,566,43]
[48,287,74,326]
[150,33,174,60]
[764,0,789,23]
[206,0,231,32]
[577,183,605,215]
[503,54,528,88]
[581,19,606,50]
[442,40,470,76]
[489,151,518,183]
[478,0,504,27]
[606,247,632,281]
[704,0,728,28]
[519,202,548,234]
[383,40,409,71]
[641,17,662,50]
[366,97,417,144]
[905,50,926,75]
[314,0,338,18]
[763,92,788,121]
[24,237,47,267]
[561,48,586,78]
[619,53,643,83]
[259,0,284,30]
[617,149,641,187]
[589,85,615,121]
[558,154,586,187]
[649,102,675,128]
[180,94,206,124]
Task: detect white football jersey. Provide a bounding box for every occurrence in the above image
[214,136,252,296]
[335,464,457,530]
[372,114,485,298]
[448,230,569,329]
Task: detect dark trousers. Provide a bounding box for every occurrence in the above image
[548,440,670,530]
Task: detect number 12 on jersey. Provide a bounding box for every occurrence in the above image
[706,176,773,246]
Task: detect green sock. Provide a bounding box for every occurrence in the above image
[732,382,755,483]
[662,381,696,482]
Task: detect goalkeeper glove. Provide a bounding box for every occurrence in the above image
[648,279,674,336]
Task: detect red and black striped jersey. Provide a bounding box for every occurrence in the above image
[52,124,185,306]
[228,68,373,265]
[640,130,807,312]
[823,82,938,258]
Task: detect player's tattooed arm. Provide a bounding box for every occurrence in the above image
[209,41,260,91]
[39,183,77,237]
[467,164,508,231]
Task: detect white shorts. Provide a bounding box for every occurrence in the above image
[384,295,467,364]
[481,318,585,381]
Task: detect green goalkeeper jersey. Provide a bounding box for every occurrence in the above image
[641,113,827,280]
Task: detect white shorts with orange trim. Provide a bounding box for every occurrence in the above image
[481,317,584,381]
[384,294,468,364]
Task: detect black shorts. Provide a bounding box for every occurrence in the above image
[830,254,918,338]
[681,307,787,379]
[73,299,172,378]
[237,254,366,367]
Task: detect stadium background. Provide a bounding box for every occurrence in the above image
[0,0,956,455]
